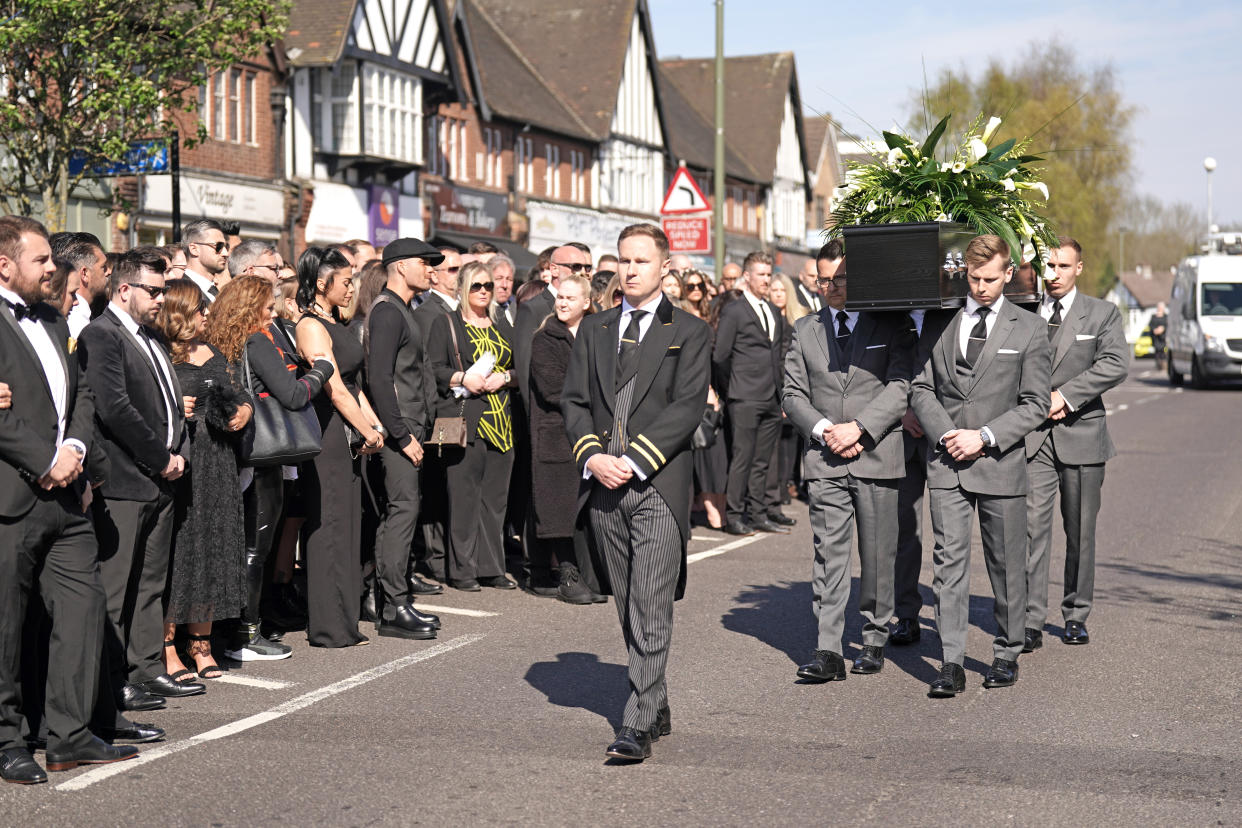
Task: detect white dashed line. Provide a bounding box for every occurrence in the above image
[212,674,295,690]
[56,634,486,792]
[687,534,763,563]
[412,604,500,618]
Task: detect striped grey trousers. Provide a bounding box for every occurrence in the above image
[589,376,682,731]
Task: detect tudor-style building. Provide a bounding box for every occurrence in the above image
[659,52,812,270]
[284,0,460,248]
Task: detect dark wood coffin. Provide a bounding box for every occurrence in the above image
[842,221,1041,311]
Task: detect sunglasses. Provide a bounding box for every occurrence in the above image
[685,281,704,290]
[553,261,593,274]
[468,282,494,292]
[194,241,228,254]
[817,277,848,287]
[127,282,168,298]
[439,265,461,273]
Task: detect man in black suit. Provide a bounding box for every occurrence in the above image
[792,257,823,313]
[366,238,445,640]
[408,246,463,584]
[514,242,592,595]
[562,224,710,762]
[0,216,137,783]
[78,248,205,706]
[181,219,230,305]
[491,254,517,332]
[713,251,793,535]
[1023,237,1129,651]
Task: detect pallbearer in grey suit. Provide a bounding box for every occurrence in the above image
[1023,238,1129,651]
[910,235,1051,697]
[783,242,914,682]
[562,224,710,763]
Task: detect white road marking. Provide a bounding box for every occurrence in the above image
[212,674,295,690]
[412,604,499,618]
[687,534,763,564]
[56,634,485,792]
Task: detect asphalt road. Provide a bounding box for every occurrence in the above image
[4,361,1241,826]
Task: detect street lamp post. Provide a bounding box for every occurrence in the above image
[1118,226,1127,282]
[1204,156,1217,232]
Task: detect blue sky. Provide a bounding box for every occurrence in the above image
[649,0,1242,228]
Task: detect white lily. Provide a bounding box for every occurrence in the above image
[951,161,966,174]
[886,147,905,167]
[940,162,953,173]
[1016,181,1050,200]
[866,200,878,213]
[1001,178,1016,192]
[935,213,950,222]
[1021,241,1036,263]
[967,137,988,163]
[981,116,1002,143]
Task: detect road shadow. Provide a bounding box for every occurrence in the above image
[524,651,629,729]
[722,579,999,684]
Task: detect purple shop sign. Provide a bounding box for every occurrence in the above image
[369,185,400,247]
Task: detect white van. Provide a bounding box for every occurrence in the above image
[1167,233,1242,388]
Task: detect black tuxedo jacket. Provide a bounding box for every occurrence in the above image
[794,281,822,312]
[78,308,185,502]
[561,296,711,599]
[0,302,95,517]
[712,293,787,403]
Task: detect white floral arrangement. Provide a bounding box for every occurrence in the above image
[828,115,1058,269]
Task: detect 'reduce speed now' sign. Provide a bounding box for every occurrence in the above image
[660,166,711,254]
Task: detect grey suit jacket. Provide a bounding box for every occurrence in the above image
[910,301,1051,496]
[783,309,914,480]
[1025,294,1129,464]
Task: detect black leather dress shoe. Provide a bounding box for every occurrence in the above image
[751,517,791,534]
[1063,621,1089,645]
[0,747,46,784]
[1022,627,1043,653]
[890,618,921,645]
[724,519,755,536]
[478,575,517,590]
[102,722,165,744]
[409,575,444,596]
[851,645,884,675]
[927,663,967,697]
[648,705,672,741]
[119,683,166,712]
[142,673,206,698]
[605,727,652,761]
[447,578,481,592]
[982,658,1019,688]
[766,511,797,527]
[378,604,437,640]
[46,735,138,772]
[361,591,380,624]
[796,650,846,683]
[409,604,441,629]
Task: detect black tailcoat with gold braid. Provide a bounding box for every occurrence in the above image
[561,295,711,600]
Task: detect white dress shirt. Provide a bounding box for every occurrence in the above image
[742,289,776,341]
[108,304,178,449]
[811,307,860,443]
[67,294,92,338]
[958,294,1005,360]
[0,285,84,473]
[185,269,217,303]
[910,308,926,337]
[428,288,459,311]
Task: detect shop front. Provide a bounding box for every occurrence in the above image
[425,181,533,269]
[137,172,287,245]
[304,181,425,247]
[526,200,647,262]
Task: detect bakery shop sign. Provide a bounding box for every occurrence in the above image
[425,182,508,238]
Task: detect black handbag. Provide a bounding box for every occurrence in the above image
[239,344,324,467]
[692,406,723,450]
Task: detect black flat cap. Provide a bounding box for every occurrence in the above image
[381,238,444,268]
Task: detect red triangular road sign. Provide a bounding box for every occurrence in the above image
[660,166,712,215]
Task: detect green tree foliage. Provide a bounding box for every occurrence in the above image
[1114,195,1202,276]
[910,44,1135,296]
[0,0,290,230]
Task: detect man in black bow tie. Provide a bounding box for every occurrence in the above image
[0,216,137,783]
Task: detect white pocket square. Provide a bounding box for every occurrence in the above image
[865,344,886,349]
[998,348,1020,354]
[1075,334,1095,340]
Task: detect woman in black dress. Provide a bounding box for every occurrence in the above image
[155,279,252,681]
[528,273,597,603]
[427,261,518,591]
[294,248,384,647]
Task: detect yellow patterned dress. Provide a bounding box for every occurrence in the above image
[463,321,513,452]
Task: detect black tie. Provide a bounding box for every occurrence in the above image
[139,328,180,443]
[6,299,47,322]
[208,284,219,298]
[835,310,851,353]
[965,306,991,367]
[1047,300,1062,340]
[616,309,647,389]
[758,303,771,339]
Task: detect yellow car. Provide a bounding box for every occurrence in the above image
[1134,326,1154,358]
